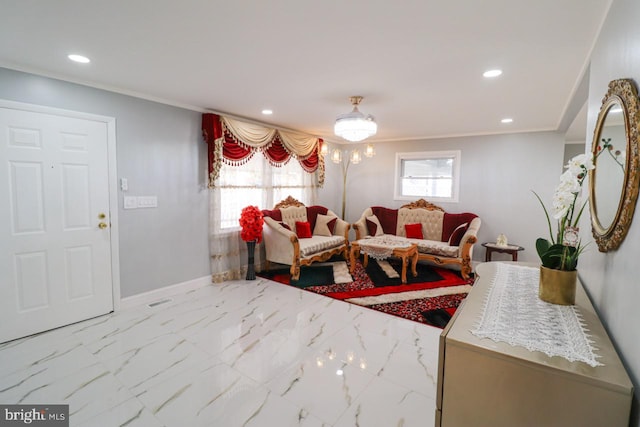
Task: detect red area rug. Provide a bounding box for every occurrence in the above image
[259,257,474,328]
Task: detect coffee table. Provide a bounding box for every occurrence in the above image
[350,236,418,283]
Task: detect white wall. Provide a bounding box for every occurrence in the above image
[0,68,211,298]
[318,131,566,264]
[579,0,640,424]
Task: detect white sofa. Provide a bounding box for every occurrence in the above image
[352,199,481,279]
[262,196,349,280]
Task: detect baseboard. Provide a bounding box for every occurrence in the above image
[119,275,212,310]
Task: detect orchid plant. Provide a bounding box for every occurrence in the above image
[533,153,595,271]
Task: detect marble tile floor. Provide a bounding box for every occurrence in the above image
[0,277,442,426]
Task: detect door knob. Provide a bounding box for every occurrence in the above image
[98,213,106,219]
[98,222,108,229]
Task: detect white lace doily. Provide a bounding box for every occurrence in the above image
[358,235,411,260]
[471,263,602,367]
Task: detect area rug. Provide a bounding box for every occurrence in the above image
[259,258,474,328]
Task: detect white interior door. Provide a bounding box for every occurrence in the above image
[0,106,114,343]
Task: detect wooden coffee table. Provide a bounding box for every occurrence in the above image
[350,239,418,284]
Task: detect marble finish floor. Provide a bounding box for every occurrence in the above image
[0,277,441,426]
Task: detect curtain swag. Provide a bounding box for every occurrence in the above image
[202,113,325,188]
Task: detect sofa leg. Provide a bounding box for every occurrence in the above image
[290,264,301,280]
[265,260,271,272]
[461,260,472,280]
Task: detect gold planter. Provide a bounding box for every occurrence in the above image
[539,266,577,305]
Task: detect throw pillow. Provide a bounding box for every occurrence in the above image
[313,213,338,236]
[448,222,468,246]
[366,215,384,236]
[295,221,312,238]
[405,223,424,239]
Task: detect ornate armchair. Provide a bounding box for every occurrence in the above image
[262,197,349,279]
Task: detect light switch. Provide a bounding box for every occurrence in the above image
[124,196,137,209]
[137,196,158,208]
[120,178,128,191]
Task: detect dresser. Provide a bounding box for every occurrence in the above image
[436,262,633,427]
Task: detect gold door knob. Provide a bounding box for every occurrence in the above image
[98,222,108,229]
[98,213,106,219]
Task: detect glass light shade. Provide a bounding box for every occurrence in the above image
[334,110,377,142]
[350,149,362,164]
[331,148,343,164]
[320,142,329,156]
[364,143,375,157]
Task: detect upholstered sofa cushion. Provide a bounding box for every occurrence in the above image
[442,212,478,242]
[408,238,460,258]
[295,221,312,238]
[448,222,468,246]
[371,207,398,235]
[366,215,384,236]
[313,213,338,236]
[405,223,424,239]
[397,208,444,240]
[299,235,346,257]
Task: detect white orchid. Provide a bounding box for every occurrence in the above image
[533,153,593,271]
[565,153,595,175]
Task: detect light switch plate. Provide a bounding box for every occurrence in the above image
[120,178,128,191]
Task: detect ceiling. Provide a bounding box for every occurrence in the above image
[0,1,610,143]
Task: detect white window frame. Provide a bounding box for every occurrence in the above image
[394,150,461,203]
[214,155,316,234]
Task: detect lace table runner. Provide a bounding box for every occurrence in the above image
[471,263,602,367]
[358,235,412,260]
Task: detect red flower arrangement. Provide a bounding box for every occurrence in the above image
[239,205,264,243]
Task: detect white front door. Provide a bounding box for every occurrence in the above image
[0,105,114,343]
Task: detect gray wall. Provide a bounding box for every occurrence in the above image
[318,131,566,264]
[0,68,211,298]
[579,0,640,424]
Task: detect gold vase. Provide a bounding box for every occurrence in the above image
[538,266,577,305]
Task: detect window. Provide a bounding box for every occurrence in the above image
[216,154,316,231]
[394,150,461,202]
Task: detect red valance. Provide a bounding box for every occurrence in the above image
[202,113,324,188]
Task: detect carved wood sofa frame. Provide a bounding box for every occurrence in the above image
[262,196,349,280]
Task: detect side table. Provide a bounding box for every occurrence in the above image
[482,242,524,262]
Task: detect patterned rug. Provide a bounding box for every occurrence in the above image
[259,257,474,328]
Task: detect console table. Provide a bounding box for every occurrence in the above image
[436,262,633,427]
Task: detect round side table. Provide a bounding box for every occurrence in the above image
[482,242,524,262]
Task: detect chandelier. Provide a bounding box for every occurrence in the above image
[334,96,377,142]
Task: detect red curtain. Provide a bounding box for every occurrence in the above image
[201,113,322,187]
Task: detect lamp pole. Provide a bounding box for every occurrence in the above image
[325,144,374,220]
[340,153,352,219]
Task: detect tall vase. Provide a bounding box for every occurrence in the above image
[538,266,577,305]
[246,240,257,280]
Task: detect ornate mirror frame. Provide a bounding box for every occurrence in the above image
[589,78,640,251]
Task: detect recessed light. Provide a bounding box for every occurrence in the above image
[68,54,90,64]
[501,118,513,123]
[483,69,502,78]
[261,109,273,115]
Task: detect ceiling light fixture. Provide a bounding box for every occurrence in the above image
[261,109,273,115]
[483,69,502,78]
[501,118,513,123]
[68,54,90,64]
[334,96,377,142]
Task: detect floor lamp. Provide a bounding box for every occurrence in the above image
[323,143,375,219]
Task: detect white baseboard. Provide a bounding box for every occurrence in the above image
[119,275,212,310]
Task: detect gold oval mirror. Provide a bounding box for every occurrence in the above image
[589,79,640,251]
